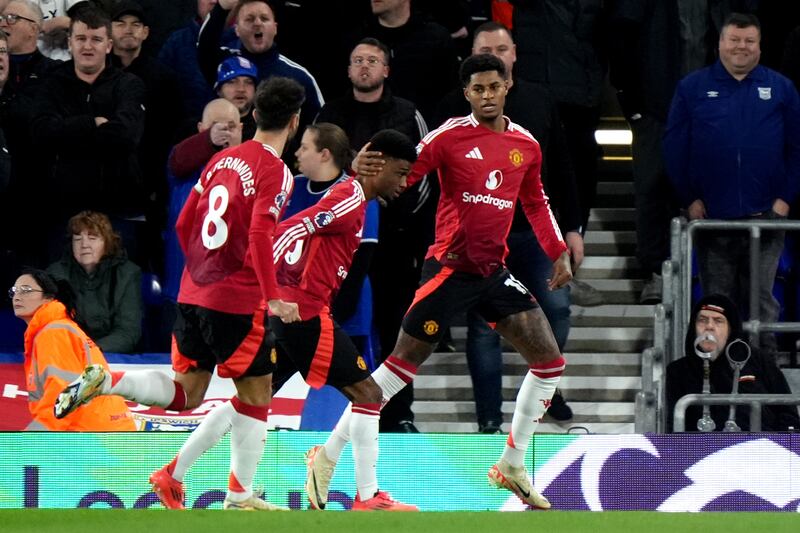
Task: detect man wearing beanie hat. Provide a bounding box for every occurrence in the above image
[665,293,799,431]
[215,55,258,140]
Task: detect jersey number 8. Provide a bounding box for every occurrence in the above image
[202,184,229,250]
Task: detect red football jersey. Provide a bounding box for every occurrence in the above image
[409,114,566,275]
[272,177,366,320]
[176,140,294,314]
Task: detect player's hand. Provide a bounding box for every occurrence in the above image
[94,116,109,126]
[688,199,706,220]
[772,198,790,217]
[547,251,573,290]
[268,299,300,323]
[565,231,584,272]
[353,142,385,177]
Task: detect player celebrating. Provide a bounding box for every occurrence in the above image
[272,129,418,511]
[306,54,571,510]
[54,77,306,511]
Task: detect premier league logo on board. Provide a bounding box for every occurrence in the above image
[314,211,334,228]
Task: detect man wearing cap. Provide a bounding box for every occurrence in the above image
[665,293,800,432]
[197,0,323,165]
[215,55,257,140]
[109,0,183,271]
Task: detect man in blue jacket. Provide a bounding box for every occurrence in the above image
[664,12,800,354]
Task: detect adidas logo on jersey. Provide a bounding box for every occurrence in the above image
[465,147,484,160]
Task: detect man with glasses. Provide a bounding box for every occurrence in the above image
[316,37,432,433]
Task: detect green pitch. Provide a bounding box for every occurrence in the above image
[2,510,798,533]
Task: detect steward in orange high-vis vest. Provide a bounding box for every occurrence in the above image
[15,271,135,431]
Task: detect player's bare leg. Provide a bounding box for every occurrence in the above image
[305,377,417,511]
[488,308,564,509]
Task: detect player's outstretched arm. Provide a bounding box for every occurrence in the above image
[268,299,300,323]
[547,251,573,291]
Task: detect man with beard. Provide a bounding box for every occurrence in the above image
[315,37,431,433]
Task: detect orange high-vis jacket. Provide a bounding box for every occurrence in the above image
[23,300,136,431]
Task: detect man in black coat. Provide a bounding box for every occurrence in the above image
[31,7,145,261]
[316,37,432,433]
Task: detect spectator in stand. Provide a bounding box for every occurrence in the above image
[352,0,459,125]
[31,6,146,262]
[666,293,800,432]
[157,0,218,122]
[13,268,136,430]
[164,98,241,303]
[273,0,370,98]
[664,13,800,355]
[197,0,323,166]
[436,21,580,431]
[110,0,184,272]
[285,122,378,354]
[47,211,143,354]
[35,1,82,60]
[0,29,10,195]
[510,0,605,305]
[214,55,257,140]
[0,1,59,268]
[609,0,739,304]
[316,37,431,433]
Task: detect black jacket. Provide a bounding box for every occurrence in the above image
[666,294,800,432]
[354,12,460,123]
[31,62,146,218]
[511,0,606,108]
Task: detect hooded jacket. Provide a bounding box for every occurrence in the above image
[23,300,135,431]
[666,294,799,431]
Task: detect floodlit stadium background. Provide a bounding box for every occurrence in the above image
[1,432,798,511]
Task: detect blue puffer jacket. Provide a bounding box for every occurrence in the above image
[664,61,800,219]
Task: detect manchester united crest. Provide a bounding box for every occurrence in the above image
[270,348,277,364]
[356,356,367,370]
[509,148,524,167]
[423,320,439,336]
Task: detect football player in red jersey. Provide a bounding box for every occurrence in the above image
[307,54,572,510]
[271,129,418,511]
[55,77,306,511]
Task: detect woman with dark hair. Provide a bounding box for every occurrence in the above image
[11,268,135,431]
[47,210,143,353]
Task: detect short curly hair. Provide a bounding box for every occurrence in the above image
[67,211,123,258]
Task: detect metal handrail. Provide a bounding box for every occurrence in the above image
[637,217,800,433]
[673,393,800,432]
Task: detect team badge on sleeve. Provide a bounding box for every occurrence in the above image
[314,211,334,229]
[275,192,288,209]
